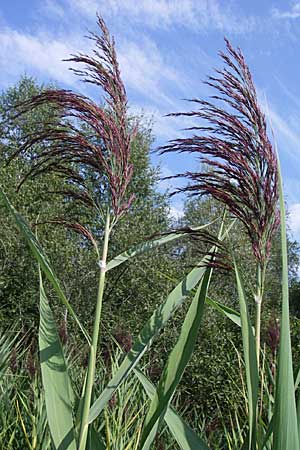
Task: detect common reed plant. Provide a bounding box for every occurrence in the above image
[160,39,298,449]
[1,14,299,450]
[11,15,137,450]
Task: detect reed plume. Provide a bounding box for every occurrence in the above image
[11,14,135,226]
[160,39,279,268]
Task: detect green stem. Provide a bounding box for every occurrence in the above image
[255,265,265,372]
[78,211,111,450]
[255,294,262,370]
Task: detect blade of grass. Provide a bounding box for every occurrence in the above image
[139,214,227,449]
[259,417,274,450]
[38,268,76,450]
[272,157,299,450]
[140,268,211,450]
[87,427,106,450]
[0,186,90,343]
[88,259,209,424]
[295,369,300,391]
[206,297,242,327]
[15,398,33,450]
[106,221,217,271]
[89,221,234,424]
[234,261,258,450]
[134,368,211,450]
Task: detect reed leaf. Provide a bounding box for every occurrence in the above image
[89,222,232,423]
[0,186,90,343]
[206,297,242,327]
[38,269,76,450]
[88,258,210,424]
[139,268,211,449]
[234,261,258,450]
[106,221,216,271]
[272,158,299,449]
[135,368,211,450]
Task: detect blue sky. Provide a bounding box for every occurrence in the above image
[1,0,300,240]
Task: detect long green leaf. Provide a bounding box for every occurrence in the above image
[297,394,300,449]
[87,427,106,450]
[38,269,76,450]
[106,222,216,271]
[89,222,233,424]
[0,186,90,343]
[140,268,211,449]
[272,158,299,449]
[234,262,258,450]
[206,297,242,327]
[135,368,211,450]
[88,258,209,424]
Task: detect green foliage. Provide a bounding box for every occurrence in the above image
[0,76,82,327]
[1,72,300,450]
[39,271,76,449]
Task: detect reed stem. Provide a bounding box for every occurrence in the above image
[255,265,265,371]
[78,211,111,450]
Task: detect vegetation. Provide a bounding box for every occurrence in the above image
[1,13,300,450]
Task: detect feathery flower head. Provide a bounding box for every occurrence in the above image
[12,15,135,224]
[160,39,279,267]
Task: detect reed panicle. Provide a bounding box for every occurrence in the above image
[11,14,135,226]
[160,39,279,268]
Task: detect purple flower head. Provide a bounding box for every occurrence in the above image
[160,39,279,267]
[11,15,136,225]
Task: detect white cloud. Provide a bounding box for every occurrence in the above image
[41,0,66,18]
[272,3,300,20]
[69,0,257,34]
[260,98,300,162]
[118,38,180,107]
[274,76,300,110]
[268,108,300,160]
[169,204,184,220]
[289,203,300,240]
[0,17,182,108]
[0,27,81,88]
[67,0,98,17]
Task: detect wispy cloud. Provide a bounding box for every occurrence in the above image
[259,94,300,162]
[267,107,300,161]
[0,27,82,88]
[40,0,66,19]
[272,2,300,20]
[0,12,185,112]
[68,0,257,34]
[274,75,300,110]
[118,38,180,107]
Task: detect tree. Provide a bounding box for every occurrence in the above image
[0,76,80,327]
